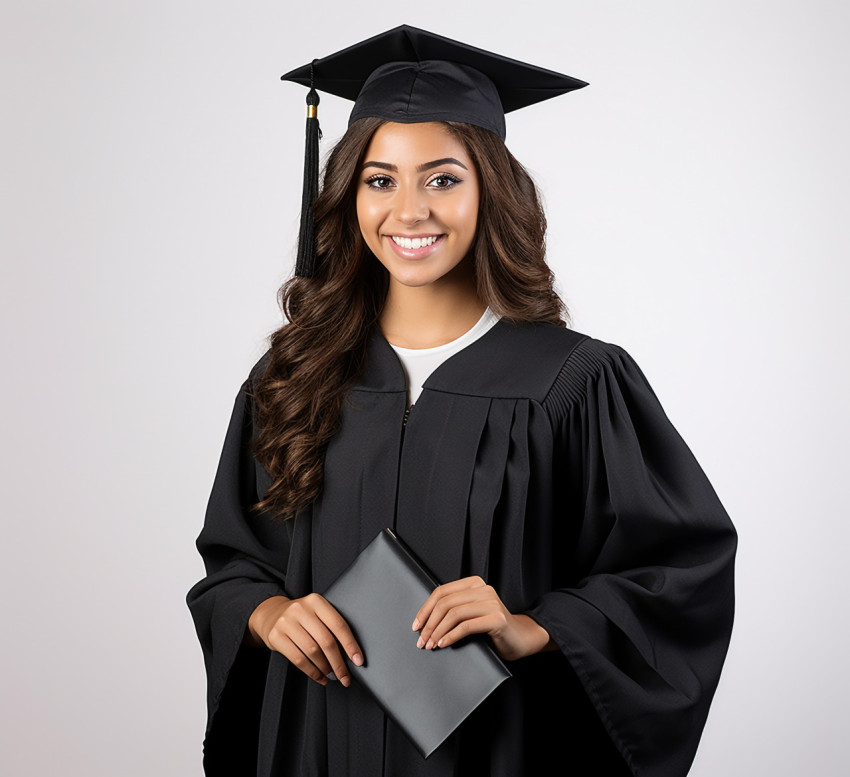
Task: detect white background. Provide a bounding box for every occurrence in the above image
[1,1,847,774]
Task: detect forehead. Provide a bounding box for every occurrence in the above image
[363,121,470,162]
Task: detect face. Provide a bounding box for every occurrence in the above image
[355,121,480,290]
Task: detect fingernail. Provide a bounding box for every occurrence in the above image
[416,636,424,649]
[425,639,434,650]
[340,675,351,688]
[411,618,419,631]
[352,652,363,666]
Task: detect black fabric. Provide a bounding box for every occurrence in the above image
[186,319,737,777]
[280,24,588,141]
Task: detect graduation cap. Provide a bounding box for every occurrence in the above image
[280,24,588,277]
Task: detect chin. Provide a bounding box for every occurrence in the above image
[388,271,446,288]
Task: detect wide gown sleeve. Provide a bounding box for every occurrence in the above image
[522,338,737,777]
[185,360,292,770]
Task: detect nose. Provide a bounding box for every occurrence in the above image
[392,183,429,225]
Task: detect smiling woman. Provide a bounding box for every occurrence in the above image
[356,121,482,344]
[357,128,478,268]
[186,23,737,777]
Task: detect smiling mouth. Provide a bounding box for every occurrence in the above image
[389,235,443,249]
[385,234,446,259]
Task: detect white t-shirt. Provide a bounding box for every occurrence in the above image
[388,306,501,407]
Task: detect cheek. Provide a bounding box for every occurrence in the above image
[355,200,373,243]
[452,196,479,238]
[356,196,382,235]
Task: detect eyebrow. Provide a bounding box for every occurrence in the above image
[360,157,469,173]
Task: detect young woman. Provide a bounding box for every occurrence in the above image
[187,26,737,777]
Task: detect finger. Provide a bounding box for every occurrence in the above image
[267,598,335,676]
[423,602,497,649]
[411,577,487,632]
[418,589,494,647]
[279,619,335,677]
[433,615,500,650]
[297,614,354,687]
[267,630,329,686]
[312,596,366,669]
[416,591,463,645]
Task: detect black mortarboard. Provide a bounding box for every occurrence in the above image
[280,24,588,277]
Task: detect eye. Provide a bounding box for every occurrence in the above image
[364,174,393,190]
[428,174,462,189]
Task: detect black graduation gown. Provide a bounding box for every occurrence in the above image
[186,319,737,777]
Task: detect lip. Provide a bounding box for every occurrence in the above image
[385,234,446,260]
[387,233,443,239]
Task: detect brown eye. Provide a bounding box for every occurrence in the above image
[429,174,461,189]
[365,175,393,190]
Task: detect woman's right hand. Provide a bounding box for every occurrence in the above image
[246,594,365,688]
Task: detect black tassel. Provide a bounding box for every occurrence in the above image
[295,61,322,278]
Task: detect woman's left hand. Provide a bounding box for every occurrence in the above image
[410,575,554,662]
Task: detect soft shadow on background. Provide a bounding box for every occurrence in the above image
[1,1,847,774]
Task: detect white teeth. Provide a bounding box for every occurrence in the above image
[391,235,440,249]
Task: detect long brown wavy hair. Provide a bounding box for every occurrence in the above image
[249,117,571,522]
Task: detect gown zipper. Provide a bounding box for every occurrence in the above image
[392,402,414,532]
[386,400,414,777]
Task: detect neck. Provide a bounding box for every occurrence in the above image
[380,261,486,349]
